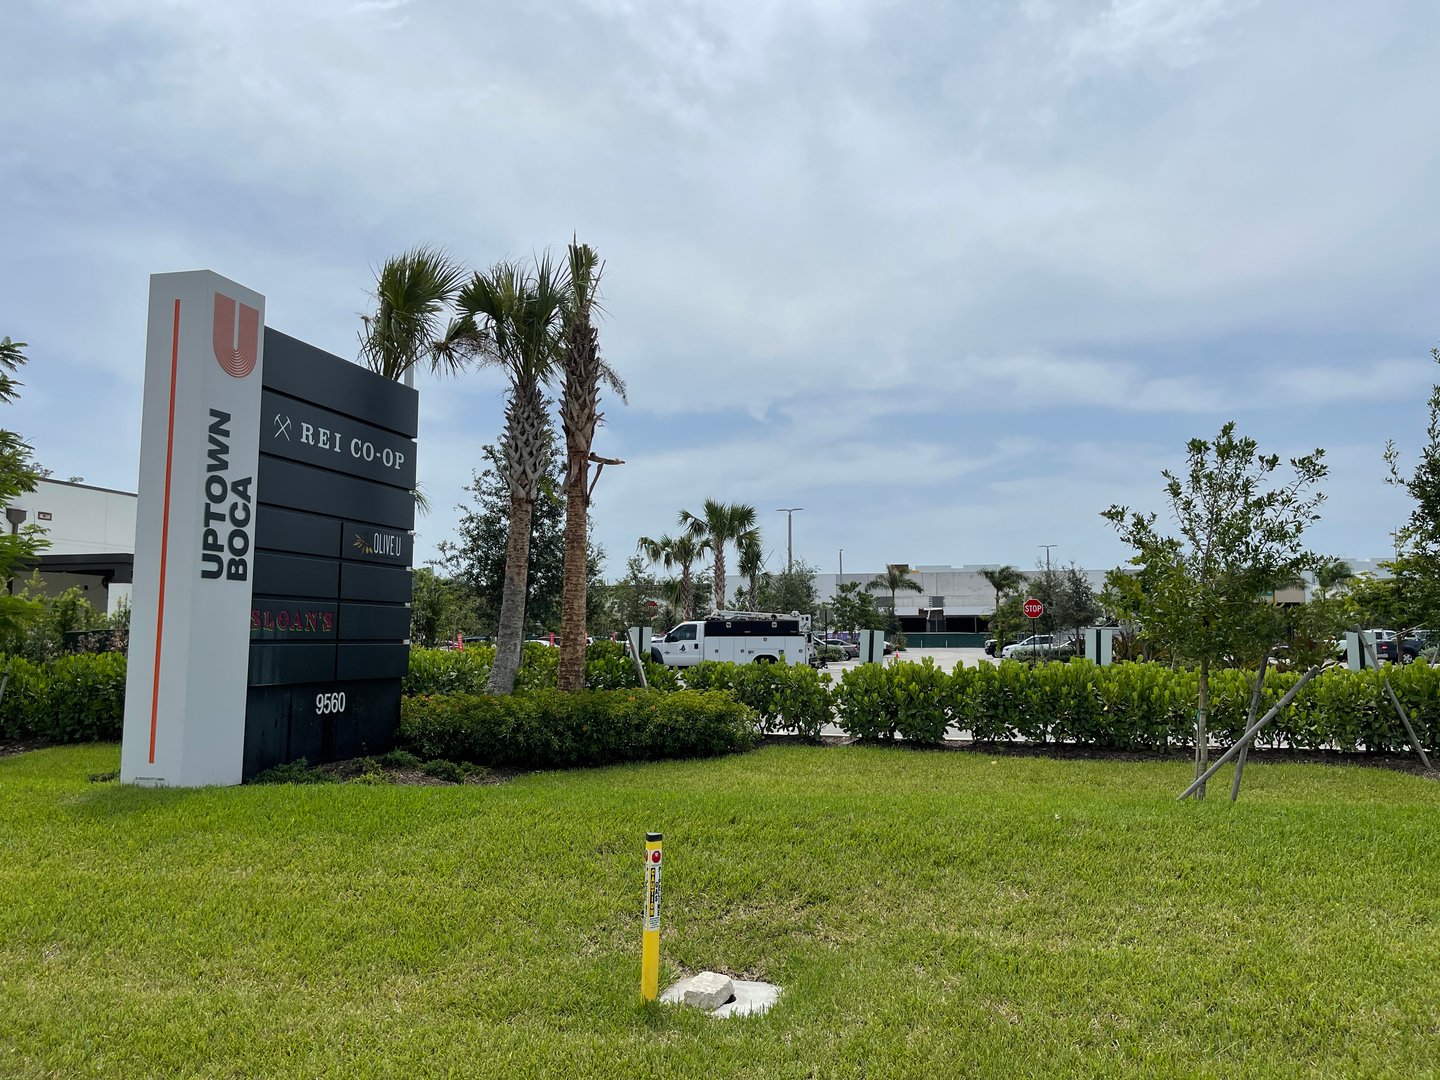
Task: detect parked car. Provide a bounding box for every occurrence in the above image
[1001,635,1076,660]
[983,638,999,656]
[1332,629,1421,664]
[822,636,860,659]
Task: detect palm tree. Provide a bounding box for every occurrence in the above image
[1314,557,1354,598]
[679,500,759,612]
[865,563,923,616]
[637,533,709,621]
[980,565,1027,617]
[359,247,473,513]
[358,245,471,382]
[737,537,765,609]
[556,242,627,692]
[457,255,566,695]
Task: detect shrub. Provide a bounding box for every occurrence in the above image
[397,688,757,770]
[421,758,468,782]
[681,660,833,741]
[958,661,1030,744]
[377,749,421,769]
[0,652,126,743]
[39,652,128,742]
[833,661,901,741]
[404,646,494,696]
[406,642,678,696]
[1089,661,1187,750]
[0,656,47,740]
[892,659,953,744]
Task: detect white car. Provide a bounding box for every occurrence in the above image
[1002,634,1058,660]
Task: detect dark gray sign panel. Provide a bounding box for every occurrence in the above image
[241,324,417,779]
[260,391,417,489]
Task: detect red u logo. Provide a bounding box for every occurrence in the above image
[212,292,259,378]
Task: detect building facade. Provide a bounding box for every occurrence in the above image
[8,478,137,613]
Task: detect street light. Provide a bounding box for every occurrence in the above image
[5,508,26,595]
[1039,544,1057,640]
[776,508,803,573]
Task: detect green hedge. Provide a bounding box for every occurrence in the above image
[681,660,833,741]
[897,659,1440,752]
[12,644,1439,758]
[397,688,758,769]
[404,642,678,696]
[0,653,128,742]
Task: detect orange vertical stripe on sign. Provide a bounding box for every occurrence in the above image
[148,299,181,764]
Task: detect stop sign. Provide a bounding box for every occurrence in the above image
[1023,598,1044,619]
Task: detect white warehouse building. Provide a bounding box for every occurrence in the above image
[8,478,137,614]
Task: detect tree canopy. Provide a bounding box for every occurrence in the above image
[1102,422,1326,797]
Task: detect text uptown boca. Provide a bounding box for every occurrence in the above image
[201,409,253,581]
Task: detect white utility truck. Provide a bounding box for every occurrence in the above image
[650,610,812,667]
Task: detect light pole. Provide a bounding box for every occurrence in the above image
[1039,544,1056,574]
[1039,544,1057,641]
[776,508,803,573]
[5,508,25,595]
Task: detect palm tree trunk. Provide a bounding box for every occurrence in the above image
[713,548,727,612]
[556,459,589,692]
[488,491,534,694]
[680,565,693,620]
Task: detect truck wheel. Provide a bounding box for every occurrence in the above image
[650,648,662,664]
[753,655,776,664]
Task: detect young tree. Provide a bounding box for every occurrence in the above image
[409,567,481,647]
[0,338,46,630]
[1103,423,1325,799]
[593,556,661,639]
[437,443,603,639]
[556,241,627,691]
[457,257,566,694]
[1026,562,1102,648]
[679,500,759,612]
[1100,567,1153,661]
[1385,348,1440,628]
[831,580,887,633]
[753,558,820,615]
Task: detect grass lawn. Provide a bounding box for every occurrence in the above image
[2,744,1439,1078]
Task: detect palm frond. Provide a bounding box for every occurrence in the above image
[358,246,469,381]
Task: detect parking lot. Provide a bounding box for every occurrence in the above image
[818,645,998,672]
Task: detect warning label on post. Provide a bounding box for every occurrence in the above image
[644,850,662,931]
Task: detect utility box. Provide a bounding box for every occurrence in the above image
[859,629,886,665]
[1344,631,1375,671]
[1083,627,1116,666]
[628,625,653,662]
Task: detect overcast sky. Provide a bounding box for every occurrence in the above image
[5,0,1438,578]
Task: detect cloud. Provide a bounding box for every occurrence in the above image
[5,0,1439,576]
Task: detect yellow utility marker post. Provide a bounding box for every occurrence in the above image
[641,832,663,1000]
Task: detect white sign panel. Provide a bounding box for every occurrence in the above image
[121,271,265,787]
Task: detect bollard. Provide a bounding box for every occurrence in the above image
[641,832,663,1000]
